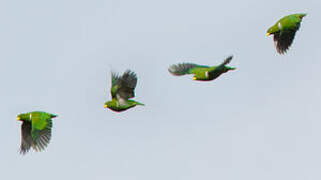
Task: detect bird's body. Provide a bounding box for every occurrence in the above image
[17,111,57,154]
[267,13,306,54]
[105,70,144,112]
[106,98,144,112]
[168,56,236,81]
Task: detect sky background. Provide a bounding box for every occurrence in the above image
[1,0,321,179]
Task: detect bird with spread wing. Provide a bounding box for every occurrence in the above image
[267,13,306,54]
[17,111,57,155]
[168,55,236,81]
[104,70,144,112]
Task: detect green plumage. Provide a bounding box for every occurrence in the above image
[168,56,236,81]
[267,13,306,54]
[17,111,57,154]
[105,70,144,112]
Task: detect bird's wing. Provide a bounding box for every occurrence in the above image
[20,121,33,155]
[110,72,121,98]
[218,56,233,67]
[31,117,52,152]
[168,63,209,76]
[273,30,296,54]
[115,70,137,101]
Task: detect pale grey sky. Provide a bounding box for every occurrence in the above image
[1,0,321,179]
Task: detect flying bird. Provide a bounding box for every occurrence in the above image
[17,111,57,155]
[104,70,144,112]
[168,55,236,81]
[267,13,306,54]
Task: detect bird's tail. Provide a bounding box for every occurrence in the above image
[135,101,145,106]
[51,114,58,118]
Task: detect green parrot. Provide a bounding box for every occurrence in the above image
[17,111,57,154]
[104,70,144,112]
[168,55,236,81]
[267,13,306,54]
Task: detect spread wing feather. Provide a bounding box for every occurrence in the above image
[31,119,52,152]
[111,72,121,98]
[20,122,33,155]
[274,30,297,54]
[111,70,138,102]
[219,56,233,67]
[31,119,52,151]
[168,63,209,76]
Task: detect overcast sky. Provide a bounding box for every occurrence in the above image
[1,0,321,179]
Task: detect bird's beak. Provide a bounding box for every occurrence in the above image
[266,32,271,36]
[230,67,237,71]
[193,77,197,80]
[104,104,108,108]
[17,117,20,121]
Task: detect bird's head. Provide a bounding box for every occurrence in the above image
[17,115,22,121]
[104,102,111,109]
[17,113,30,121]
[266,25,279,36]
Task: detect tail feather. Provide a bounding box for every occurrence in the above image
[135,101,145,106]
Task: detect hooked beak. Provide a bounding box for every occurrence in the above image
[193,77,197,80]
[104,104,108,108]
[266,32,271,36]
[17,117,20,121]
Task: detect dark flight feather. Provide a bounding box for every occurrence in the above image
[20,122,33,155]
[273,31,296,54]
[116,70,137,100]
[168,63,205,76]
[32,119,52,152]
[219,56,233,67]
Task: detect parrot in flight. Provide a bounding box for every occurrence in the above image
[267,13,306,54]
[104,70,144,112]
[17,111,57,155]
[168,55,236,81]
